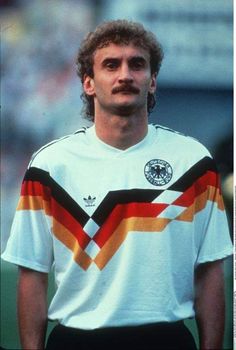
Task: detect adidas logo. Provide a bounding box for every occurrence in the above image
[83,195,96,207]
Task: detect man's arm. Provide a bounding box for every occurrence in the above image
[194,259,225,350]
[17,266,48,350]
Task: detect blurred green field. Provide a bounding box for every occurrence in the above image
[0,258,233,349]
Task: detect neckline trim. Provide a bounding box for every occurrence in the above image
[86,124,157,155]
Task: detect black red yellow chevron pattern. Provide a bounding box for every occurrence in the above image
[17,157,224,270]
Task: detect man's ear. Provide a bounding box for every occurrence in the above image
[83,75,95,96]
[149,73,157,94]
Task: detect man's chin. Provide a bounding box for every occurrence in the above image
[110,102,140,116]
[113,106,136,116]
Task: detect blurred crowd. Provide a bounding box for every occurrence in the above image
[1,0,94,249]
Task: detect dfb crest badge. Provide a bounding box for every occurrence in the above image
[144,159,173,186]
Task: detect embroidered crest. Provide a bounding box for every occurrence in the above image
[144,159,173,186]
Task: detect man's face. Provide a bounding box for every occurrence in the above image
[83,43,156,116]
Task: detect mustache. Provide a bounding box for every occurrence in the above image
[112,85,140,94]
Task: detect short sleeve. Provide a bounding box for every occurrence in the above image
[194,158,233,265]
[1,165,54,272]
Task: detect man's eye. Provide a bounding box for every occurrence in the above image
[106,62,118,70]
[131,61,145,70]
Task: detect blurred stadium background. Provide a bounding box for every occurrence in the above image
[1,0,233,349]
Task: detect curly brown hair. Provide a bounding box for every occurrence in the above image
[76,19,164,121]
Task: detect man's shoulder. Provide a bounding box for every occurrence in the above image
[28,127,88,168]
[153,124,210,155]
[154,124,197,141]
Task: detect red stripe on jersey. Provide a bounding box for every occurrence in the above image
[51,197,90,250]
[173,171,220,207]
[21,180,51,201]
[94,202,168,248]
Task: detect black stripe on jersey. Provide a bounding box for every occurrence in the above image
[154,124,185,135]
[23,167,90,227]
[169,156,217,192]
[92,156,217,225]
[154,124,199,143]
[23,168,164,228]
[92,189,163,226]
[22,156,217,230]
[74,127,88,134]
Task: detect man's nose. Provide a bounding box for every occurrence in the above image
[118,64,133,83]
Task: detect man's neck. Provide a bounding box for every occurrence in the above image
[94,113,148,150]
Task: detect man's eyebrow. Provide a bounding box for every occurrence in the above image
[101,57,120,66]
[129,56,148,64]
[129,56,147,61]
[101,55,148,64]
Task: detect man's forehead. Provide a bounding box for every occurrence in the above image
[93,43,150,62]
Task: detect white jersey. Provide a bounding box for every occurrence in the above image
[2,124,232,329]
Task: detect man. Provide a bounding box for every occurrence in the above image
[2,20,233,349]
